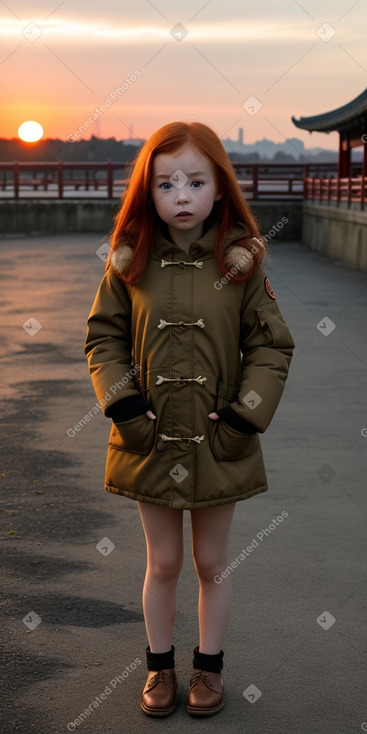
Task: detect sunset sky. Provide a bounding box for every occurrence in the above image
[1,0,366,150]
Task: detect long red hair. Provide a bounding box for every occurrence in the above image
[106,121,265,283]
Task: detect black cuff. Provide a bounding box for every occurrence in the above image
[216,406,257,434]
[193,646,224,673]
[105,394,150,423]
[146,644,175,671]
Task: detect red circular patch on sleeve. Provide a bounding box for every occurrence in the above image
[264,277,276,300]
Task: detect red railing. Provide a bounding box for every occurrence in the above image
[0,160,364,203]
[304,176,366,211]
[0,160,121,199]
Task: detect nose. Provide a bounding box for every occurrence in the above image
[175,185,190,204]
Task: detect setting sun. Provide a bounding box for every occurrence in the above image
[18,121,43,143]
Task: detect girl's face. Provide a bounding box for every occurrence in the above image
[150,143,222,235]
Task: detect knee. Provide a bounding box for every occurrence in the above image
[148,552,183,582]
[192,550,228,584]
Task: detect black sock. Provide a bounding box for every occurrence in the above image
[193,645,224,673]
[146,644,175,671]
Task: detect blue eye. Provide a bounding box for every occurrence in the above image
[158,180,204,190]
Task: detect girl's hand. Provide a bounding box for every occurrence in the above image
[208,412,219,420]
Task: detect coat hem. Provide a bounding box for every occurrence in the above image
[104,482,268,509]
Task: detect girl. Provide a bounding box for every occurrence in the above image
[84,121,295,718]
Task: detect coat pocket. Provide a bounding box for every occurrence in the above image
[109,414,156,455]
[254,302,292,346]
[209,418,259,462]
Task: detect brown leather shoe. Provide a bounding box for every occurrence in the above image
[140,668,178,717]
[186,668,224,716]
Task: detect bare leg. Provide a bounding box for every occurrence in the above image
[137,502,184,653]
[190,503,236,654]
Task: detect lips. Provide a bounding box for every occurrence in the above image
[176,211,192,217]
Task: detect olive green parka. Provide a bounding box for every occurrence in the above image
[84,216,295,510]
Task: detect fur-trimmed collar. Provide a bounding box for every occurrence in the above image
[110,221,266,277]
[110,244,136,276]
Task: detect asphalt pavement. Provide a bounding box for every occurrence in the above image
[1,231,366,734]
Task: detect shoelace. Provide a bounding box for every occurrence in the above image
[189,670,215,690]
[157,318,205,329]
[147,670,176,690]
[160,259,203,269]
[156,375,207,385]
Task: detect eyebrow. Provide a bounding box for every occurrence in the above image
[155,171,208,179]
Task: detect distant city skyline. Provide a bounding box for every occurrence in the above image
[1,0,366,152]
[1,129,344,167]
[1,124,342,156]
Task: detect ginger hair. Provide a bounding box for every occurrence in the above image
[106,121,265,283]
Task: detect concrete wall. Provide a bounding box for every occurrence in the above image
[3,198,366,271]
[303,203,367,271]
[0,199,303,240]
[250,201,302,241]
[0,200,120,236]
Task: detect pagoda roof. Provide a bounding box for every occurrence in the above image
[292,87,367,134]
